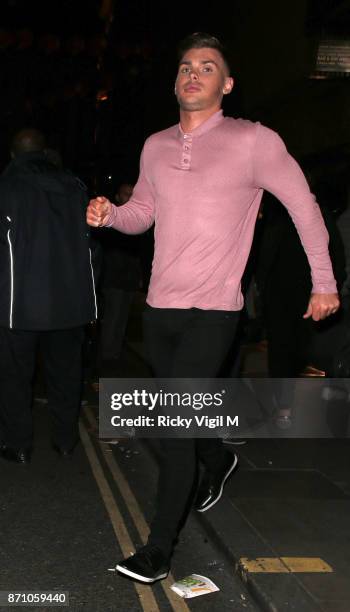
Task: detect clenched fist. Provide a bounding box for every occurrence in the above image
[86,196,112,227]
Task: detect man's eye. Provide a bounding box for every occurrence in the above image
[202,66,213,72]
[181,67,190,73]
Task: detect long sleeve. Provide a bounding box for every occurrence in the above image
[252,123,337,294]
[105,147,155,235]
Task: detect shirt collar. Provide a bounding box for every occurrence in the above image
[178,109,224,138]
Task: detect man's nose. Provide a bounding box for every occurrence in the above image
[189,69,199,80]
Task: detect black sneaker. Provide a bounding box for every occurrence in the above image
[195,451,238,512]
[116,545,169,583]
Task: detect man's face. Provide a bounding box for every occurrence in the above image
[175,47,233,113]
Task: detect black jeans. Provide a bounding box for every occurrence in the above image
[0,326,85,450]
[142,306,239,557]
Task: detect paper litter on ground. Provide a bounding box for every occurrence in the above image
[170,574,219,598]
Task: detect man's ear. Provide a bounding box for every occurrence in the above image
[223,77,234,95]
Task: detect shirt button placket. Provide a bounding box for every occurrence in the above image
[181,134,192,170]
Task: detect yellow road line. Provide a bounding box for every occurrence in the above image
[85,407,190,612]
[281,558,333,573]
[79,419,161,612]
[240,557,333,573]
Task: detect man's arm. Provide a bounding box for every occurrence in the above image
[252,124,339,321]
[87,147,155,234]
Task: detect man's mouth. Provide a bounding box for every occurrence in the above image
[184,85,201,92]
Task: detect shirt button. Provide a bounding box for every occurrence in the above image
[183,158,189,163]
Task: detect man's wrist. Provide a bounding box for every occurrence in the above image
[311,284,338,295]
[103,203,115,227]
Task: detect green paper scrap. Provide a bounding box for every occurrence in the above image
[170,574,219,598]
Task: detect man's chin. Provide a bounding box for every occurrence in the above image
[178,99,204,112]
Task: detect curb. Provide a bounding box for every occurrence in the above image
[196,510,277,612]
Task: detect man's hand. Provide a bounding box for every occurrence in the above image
[303,293,340,321]
[86,196,112,227]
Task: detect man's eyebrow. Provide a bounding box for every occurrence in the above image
[179,59,219,67]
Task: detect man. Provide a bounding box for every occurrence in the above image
[0,128,97,464]
[87,33,339,582]
[99,182,141,363]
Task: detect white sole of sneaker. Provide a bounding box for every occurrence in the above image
[116,564,168,583]
[197,454,238,513]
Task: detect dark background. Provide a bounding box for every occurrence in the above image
[0,0,349,200]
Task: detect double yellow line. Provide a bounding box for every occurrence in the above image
[80,406,190,612]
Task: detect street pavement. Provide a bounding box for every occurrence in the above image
[126,304,350,612]
[0,344,258,612]
[1,304,349,611]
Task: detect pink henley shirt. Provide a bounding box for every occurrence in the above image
[106,110,337,311]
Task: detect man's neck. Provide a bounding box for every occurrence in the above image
[179,107,221,133]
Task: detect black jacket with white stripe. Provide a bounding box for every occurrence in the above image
[0,152,97,330]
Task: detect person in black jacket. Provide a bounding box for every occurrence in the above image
[256,192,345,426]
[0,128,97,464]
[99,182,142,364]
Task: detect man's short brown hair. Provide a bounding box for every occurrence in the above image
[177,32,231,74]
